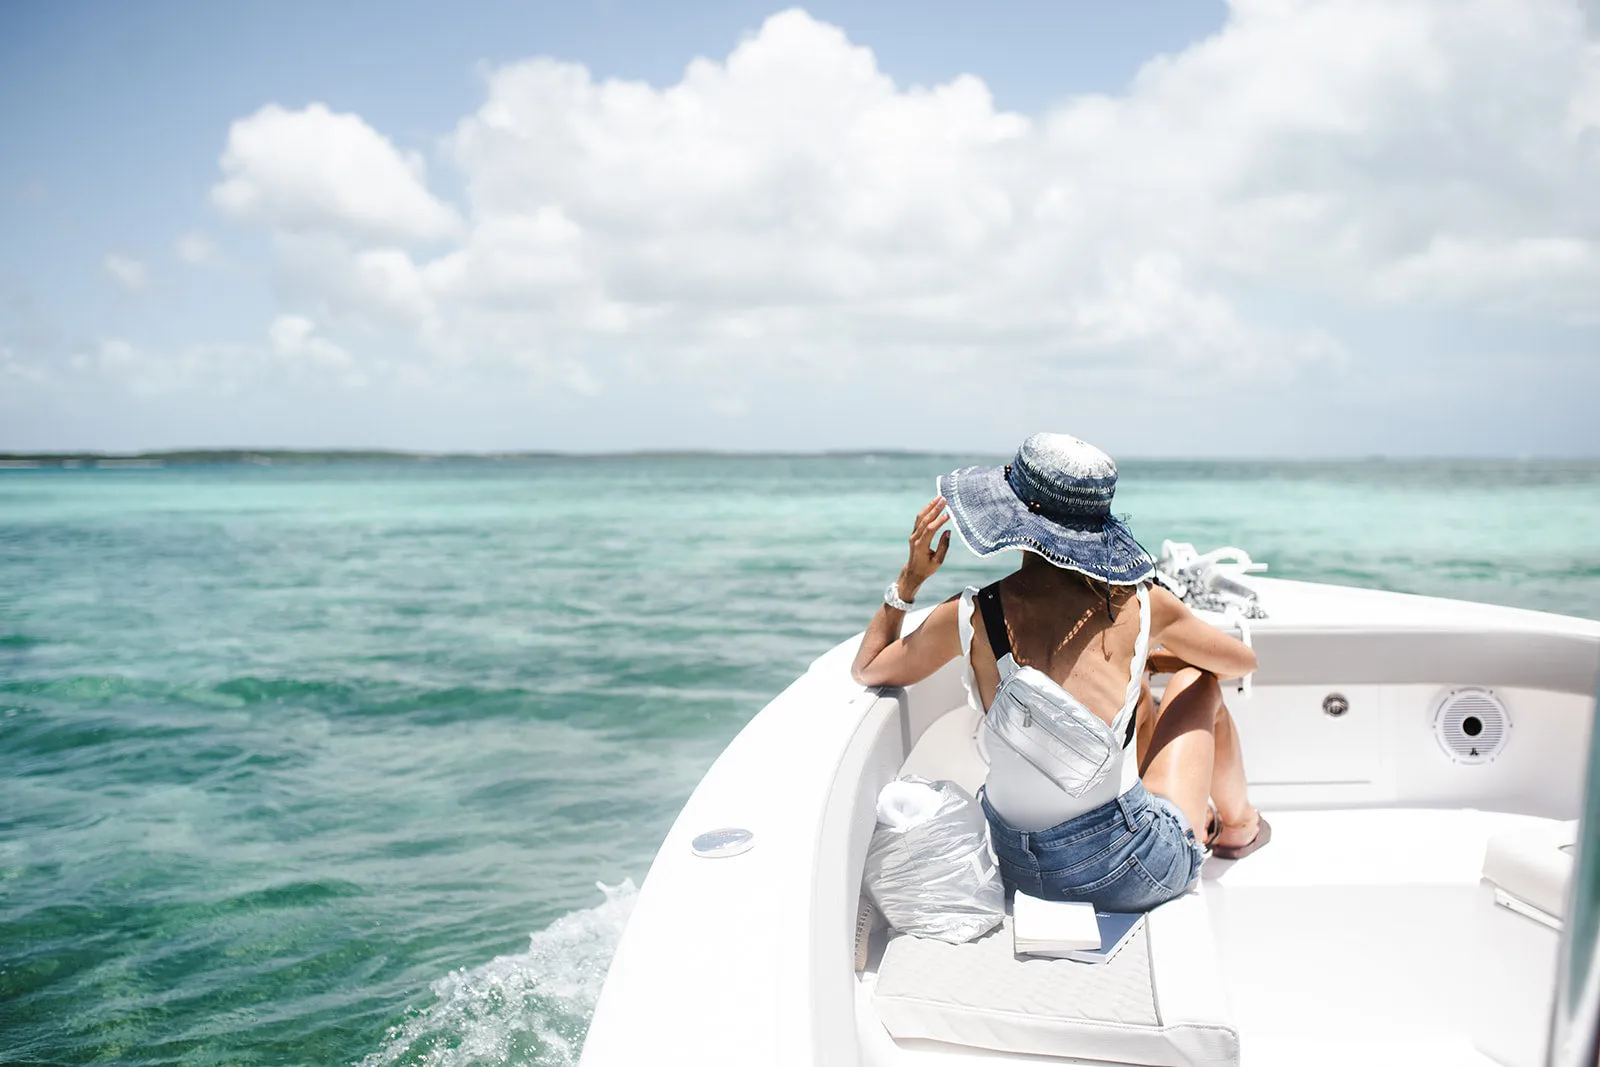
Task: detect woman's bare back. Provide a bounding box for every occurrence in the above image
[967,561,1144,727]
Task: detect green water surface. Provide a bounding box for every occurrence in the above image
[2,456,1597,1066]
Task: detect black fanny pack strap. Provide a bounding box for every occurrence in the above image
[1123,709,1137,750]
[976,583,1012,660]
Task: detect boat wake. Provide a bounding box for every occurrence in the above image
[360,879,637,1067]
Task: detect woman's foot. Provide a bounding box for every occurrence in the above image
[1209,807,1271,860]
[1210,808,1259,851]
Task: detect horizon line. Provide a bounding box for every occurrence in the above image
[2,447,1597,465]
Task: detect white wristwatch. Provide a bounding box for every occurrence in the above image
[883,581,915,611]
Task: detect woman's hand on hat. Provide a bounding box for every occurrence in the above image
[901,496,952,598]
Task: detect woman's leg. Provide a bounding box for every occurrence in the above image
[1139,668,1259,849]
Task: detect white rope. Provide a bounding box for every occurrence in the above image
[1154,540,1269,621]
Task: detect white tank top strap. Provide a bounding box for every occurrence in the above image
[1109,584,1151,742]
[959,586,996,765]
[957,586,981,716]
[958,586,976,659]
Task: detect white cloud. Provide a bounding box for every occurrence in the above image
[559,359,602,396]
[98,337,139,368]
[272,234,438,328]
[268,313,370,387]
[103,253,149,292]
[84,337,248,395]
[1034,0,1600,321]
[209,2,1596,397]
[34,325,367,401]
[213,103,461,244]
[269,313,352,365]
[1372,236,1597,313]
[0,344,49,387]
[175,231,219,266]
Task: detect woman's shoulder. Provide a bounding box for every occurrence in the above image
[1146,582,1189,627]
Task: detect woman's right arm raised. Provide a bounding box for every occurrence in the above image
[1147,584,1259,679]
[850,496,962,687]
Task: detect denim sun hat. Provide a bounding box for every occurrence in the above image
[936,433,1154,584]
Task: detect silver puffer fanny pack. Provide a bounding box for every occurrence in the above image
[983,660,1121,798]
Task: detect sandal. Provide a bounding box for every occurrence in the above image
[1209,810,1272,861]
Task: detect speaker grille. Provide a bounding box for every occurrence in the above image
[1432,687,1510,764]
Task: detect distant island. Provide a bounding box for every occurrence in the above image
[0,450,546,468]
[0,450,1589,469]
[0,448,942,468]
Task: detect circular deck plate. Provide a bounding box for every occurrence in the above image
[691,827,754,859]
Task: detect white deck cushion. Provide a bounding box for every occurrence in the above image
[1481,819,1578,919]
[872,891,1238,1067]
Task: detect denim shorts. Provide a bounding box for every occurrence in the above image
[980,781,1205,912]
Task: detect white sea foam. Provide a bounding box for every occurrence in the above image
[360,879,637,1067]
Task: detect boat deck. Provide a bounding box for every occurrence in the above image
[856,805,1554,1066]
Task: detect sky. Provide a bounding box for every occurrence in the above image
[1,0,1597,457]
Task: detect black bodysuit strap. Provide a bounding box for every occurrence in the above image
[976,582,1012,660]
[979,579,1140,749]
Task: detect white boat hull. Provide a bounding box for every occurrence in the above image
[582,578,1600,1066]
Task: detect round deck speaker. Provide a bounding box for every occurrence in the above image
[1432,686,1510,764]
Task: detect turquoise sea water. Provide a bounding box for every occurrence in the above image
[3,456,1598,1066]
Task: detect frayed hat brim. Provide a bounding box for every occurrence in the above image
[937,465,1154,584]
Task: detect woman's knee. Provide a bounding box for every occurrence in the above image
[1164,667,1220,706]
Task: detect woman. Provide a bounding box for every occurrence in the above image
[851,433,1268,912]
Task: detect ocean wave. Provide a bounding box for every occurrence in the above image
[359,879,636,1067]
[0,676,561,719]
[0,674,335,710]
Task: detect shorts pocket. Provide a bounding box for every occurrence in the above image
[1042,854,1150,900]
[1035,828,1132,883]
[1131,819,1199,893]
[1132,849,1186,893]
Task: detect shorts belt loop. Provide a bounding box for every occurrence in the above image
[1020,831,1031,852]
[1117,787,1143,833]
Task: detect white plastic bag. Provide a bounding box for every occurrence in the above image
[862,776,1004,944]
